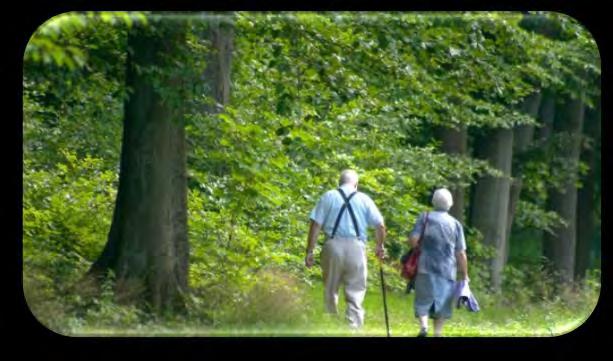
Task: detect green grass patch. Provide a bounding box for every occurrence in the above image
[67,279,597,337]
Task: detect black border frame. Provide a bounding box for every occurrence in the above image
[5,0,608,358]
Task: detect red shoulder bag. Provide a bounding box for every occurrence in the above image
[401,212,429,280]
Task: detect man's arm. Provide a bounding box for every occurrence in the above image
[365,196,386,260]
[375,223,386,260]
[305,220,321,268]
[456,250,468,280]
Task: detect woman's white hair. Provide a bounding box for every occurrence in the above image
[339,169,359,186]
[432,188,453,211]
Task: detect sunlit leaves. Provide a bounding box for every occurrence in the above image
[25,12,147,70]
[514,200,567,235]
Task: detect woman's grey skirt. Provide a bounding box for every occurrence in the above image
[413,272,455,319]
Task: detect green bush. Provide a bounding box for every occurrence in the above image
[230,267,312,325]
[184,266,312,327]
[23,151,117,283]
[499,260,600,323]
[463,228,497,295]
[184,281,244,326]
[79,275,149,329]
[24,271,70,333]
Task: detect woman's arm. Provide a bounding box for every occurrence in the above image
[456,250,468,280]
[407,212,425,248]
[408,234,419,248]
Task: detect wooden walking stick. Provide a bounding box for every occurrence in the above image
[379,262,391,337]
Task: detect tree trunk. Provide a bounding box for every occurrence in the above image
[89,23,189,312]
[202,16,234,110]
[504,91,542,264]
[536,90,556,143]
[543,94,585,283]
[470,127,514,290]
[537,90,557,262]
[435,124,467,223]
[191,15,234,179]
[575,102,600,280]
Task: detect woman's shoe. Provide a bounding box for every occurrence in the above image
[417,327,428,337]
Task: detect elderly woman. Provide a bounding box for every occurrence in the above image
[408,188,469,337]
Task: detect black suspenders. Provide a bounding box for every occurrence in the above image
[330,188,361,239]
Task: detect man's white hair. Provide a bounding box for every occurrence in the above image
[432,188,453,211]
[339,169,359,187]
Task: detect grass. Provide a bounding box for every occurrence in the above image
[67,280,596,337]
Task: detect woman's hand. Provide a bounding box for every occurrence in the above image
[408,235,419,248]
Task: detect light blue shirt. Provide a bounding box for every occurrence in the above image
[309,184,384,242]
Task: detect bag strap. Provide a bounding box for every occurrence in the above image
[331,188,360,239]
[417,211,429,247]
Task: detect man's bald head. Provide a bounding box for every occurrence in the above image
[339,169,359,187]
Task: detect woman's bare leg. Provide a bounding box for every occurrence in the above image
[433,318,445,336]
[418,315,429,336]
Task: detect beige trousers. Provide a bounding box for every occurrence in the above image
[320,237,367,328]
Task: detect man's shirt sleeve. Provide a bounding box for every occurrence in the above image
[365,195,384,227]
[309,193,329,226]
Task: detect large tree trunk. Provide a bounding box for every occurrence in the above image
[89,22,189,312]
[470,127,514,290]
[504,91,542,264]
[575,102,600,280]
[543,94,585,283]
[435,124,467,223]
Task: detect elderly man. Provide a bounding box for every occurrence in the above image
[305,169,386,329]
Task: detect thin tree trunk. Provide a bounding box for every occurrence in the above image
[543,94,585,283]
[470,127,514,290]
[435,124,467,223]
[202,16,234,110]
[536,90,556,143]
[504,91,542,264]
[89,22,189,312]
[537,90,557,262]
[194,15,234,178]
[575,102,600,280]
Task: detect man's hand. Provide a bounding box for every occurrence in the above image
[375,244,385,261]
[305,220,321,269]
[375,224,386,261]
[305,251,314,268]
